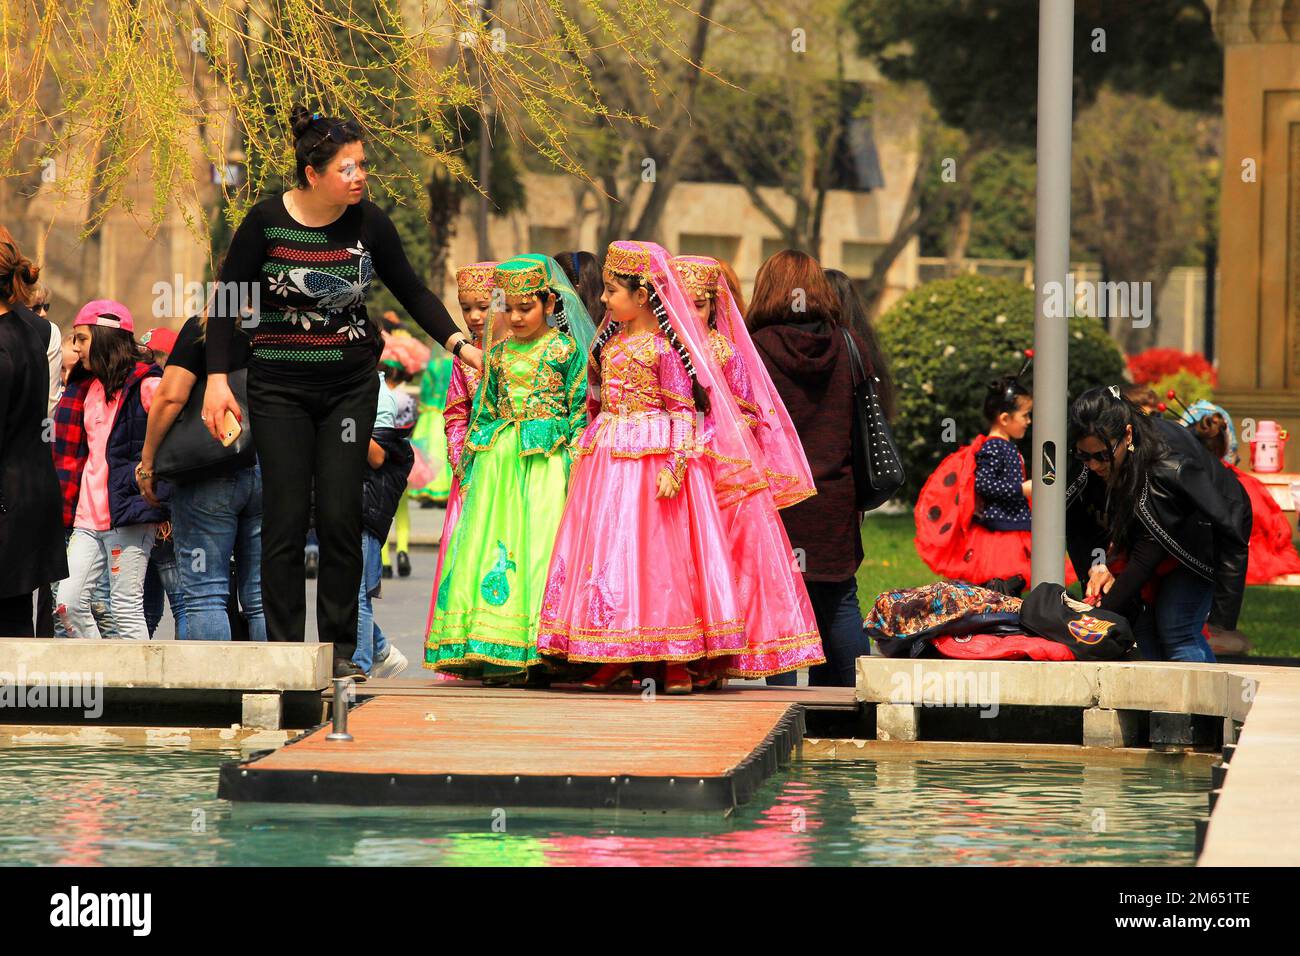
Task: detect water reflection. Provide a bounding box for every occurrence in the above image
[0,747,1208,866]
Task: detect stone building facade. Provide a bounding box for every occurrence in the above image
[1209,0,1300,469]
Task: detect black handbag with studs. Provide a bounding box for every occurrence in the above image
[840,327,904,511]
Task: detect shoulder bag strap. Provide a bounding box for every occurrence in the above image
[839,325,867,386]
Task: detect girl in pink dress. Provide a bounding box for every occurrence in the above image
[672,255,823,685]
[537,241,822,692]
[423,262,497,648]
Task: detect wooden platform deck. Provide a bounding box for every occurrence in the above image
[326,677,860,712]
[219,692,808,812]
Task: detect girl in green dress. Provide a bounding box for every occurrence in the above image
[408,351,454,505]
[424,255,595,683]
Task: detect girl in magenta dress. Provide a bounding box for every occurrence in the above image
[537,241,822,692]
[424,261,496,645]
[672,255,823,685]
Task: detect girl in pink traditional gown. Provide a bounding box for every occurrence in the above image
[673,255,822,686]
[537,241,823,692]
[423,262,497,657]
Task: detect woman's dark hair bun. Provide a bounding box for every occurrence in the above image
[289,104,315,140]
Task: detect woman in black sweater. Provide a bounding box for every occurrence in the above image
[199,106,482,677]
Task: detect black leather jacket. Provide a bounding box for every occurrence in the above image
[1065,418,1252,630]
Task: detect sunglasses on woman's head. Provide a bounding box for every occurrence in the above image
[323,119,362,144]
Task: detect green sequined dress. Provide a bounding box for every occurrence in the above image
[424,328,587,677]
[408,353,454,502]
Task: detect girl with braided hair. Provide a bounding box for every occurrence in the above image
[538,241,822,693]
[425,255,593,684]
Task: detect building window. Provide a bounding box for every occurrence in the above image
[842,241,886,277]
[677,233,740,265]
[529,226,576,256]
[760,238,788,263]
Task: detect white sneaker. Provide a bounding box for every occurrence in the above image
[372,644,409,680]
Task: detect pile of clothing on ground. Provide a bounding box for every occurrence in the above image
[864,581,1135,662]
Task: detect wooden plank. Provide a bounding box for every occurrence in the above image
[328,678,860,711]
[219,695,804,811]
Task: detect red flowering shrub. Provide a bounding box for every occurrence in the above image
[1127,348,1217,388]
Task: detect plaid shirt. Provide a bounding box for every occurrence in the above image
[51,377,92,528]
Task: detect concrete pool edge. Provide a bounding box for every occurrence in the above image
[0,723,294,750]
[802,737,1219,768]
[855,658,1300,866]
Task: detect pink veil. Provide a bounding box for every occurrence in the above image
[680,257,816,509]
[597,241,768,510]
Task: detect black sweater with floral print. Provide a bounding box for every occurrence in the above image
[206,194,458,387]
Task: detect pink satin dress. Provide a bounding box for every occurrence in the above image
[708,330,824,677]
[537,329,748,665]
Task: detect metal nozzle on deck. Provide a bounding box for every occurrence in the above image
[326,678,354,742]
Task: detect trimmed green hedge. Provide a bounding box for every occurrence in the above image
[877,274,1127,502]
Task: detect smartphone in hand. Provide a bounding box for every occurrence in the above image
[221,410,243,448]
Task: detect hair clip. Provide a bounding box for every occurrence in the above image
[1016,348,1034,379]
[311,111,322,120]
[1108,384,1121,399]
[999,349,1034,404]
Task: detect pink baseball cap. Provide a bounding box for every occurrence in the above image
[74,299,134,333]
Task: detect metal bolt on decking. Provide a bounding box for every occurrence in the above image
[326,677,354,742]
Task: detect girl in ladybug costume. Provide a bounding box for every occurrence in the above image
[914,351,1076,589]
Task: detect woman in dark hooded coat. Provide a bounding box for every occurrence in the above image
[0,228,67,634]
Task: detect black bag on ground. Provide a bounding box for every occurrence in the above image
[154,368,255,482]
[841,327,904,511]
[1019,582,1135,661]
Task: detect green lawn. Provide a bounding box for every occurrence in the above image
[854,512,1300,658]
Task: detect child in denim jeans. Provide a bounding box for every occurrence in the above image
[354,372,414,678]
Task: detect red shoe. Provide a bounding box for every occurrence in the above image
[690,670,717,691]
[690,659,729,691]
[581,663,633,691]
[664,663,693,695]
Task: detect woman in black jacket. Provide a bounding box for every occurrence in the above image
[0,229,67,634]
[1066,385,1251,662]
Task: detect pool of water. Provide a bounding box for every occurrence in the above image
[0,746,1209,866]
